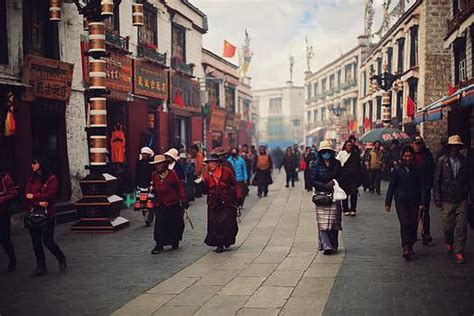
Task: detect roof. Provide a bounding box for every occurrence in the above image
[202,48,239,69]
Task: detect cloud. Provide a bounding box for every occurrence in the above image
[192,0,401,90]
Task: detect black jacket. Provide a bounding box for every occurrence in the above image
[385,165,426,206]
[414,147,435,190]
[310,156,341,193]
[433,154,469,202]
[338,152,361,195]
[135,159,154,188]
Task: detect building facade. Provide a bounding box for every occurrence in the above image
[358,0,451,151]
[304,36,369,147]
[253,82,304,149]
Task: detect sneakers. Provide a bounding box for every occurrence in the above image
[454,253,465,264]
[343,211,351,216]
[350,210,357,216]
[216,246,224,253]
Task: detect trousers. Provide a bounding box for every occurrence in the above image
[0,214,16,265]
[285,169,296,186]
[29,219,66,267]
[369,169,381,193]
[395,201,418,247]
[422,190,431,236]
[342,194,358,212]
[318,230,339,251]
[440,200,468,255]
[258,185,268,196]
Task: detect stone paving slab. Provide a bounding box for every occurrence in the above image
[113,173,344,316]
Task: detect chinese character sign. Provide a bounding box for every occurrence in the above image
[133,60,168,100]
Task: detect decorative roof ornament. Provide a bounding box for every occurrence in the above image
[305,37,314,73]
[239,29,253,78]
[364,0,375,40]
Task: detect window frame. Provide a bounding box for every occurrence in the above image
[409,26,419,68]
[138,1,157,46]
[454,37,467,85]
[397,37,405,74]
[172,23,186,64]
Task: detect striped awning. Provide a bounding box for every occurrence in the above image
[414,84,474,124]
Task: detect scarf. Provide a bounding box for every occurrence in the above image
[336,150,351,167]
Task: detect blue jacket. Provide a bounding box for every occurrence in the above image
[227,156,248,182]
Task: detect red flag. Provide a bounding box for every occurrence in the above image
[448,84,456,96]
[174,90,185,107]
[223,40,237,58]
[406,96,416,117]
[364,117,371,130]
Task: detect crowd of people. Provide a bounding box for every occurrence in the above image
[1,134,472,278]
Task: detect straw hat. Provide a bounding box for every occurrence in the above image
[447,135,464,146]
[204,154,220,162]
[164,148,179,161]
[140,146,154,156]
[319,140,334,152]
[149,155,167,165]
[212,147,228,155]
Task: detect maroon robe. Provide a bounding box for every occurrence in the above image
[203,166,238,247]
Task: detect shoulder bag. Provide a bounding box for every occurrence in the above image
[312,188,333,206]
[24,207,50,229]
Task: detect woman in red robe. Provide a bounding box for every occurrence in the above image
[203,154,239,253]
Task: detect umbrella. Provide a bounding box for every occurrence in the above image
[359,128,411,145]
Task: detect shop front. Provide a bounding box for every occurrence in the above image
[169,71,201,150]
[206,107,226,152]
[1,55,74,201]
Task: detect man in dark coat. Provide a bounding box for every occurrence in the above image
[135,147,155,226]
[412,136,435,245]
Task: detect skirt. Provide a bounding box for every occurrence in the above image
[315,202,342,231]
[154,204,185,247]
[205,205,238,247]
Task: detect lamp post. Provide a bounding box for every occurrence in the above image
[66,0,130,231]
[370,64,399,128]
[328,103,346,117]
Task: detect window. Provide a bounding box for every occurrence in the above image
[104,0,120,34]
[377,57,382,75]
[307,84,312,99]
[454,37,467,85]
[387,47,393,73]
[376,96,382,120]
[313,110,317,123]
[363,102,367,121]
[329,74,335,89]
[409,26,419,67]
[23,0,59,59]
[452,0,461,15]
[345,64,352,82]
[337,70,341,87]
[172,23,186,64]
[138,2,157,46]
[352,99,357,118]
[307,111,311,123]
[396,91,403,123]
[369,100,373,121]
[363,71,367,95]
[397,37,405,74]
[321,108,326,121]
[269,97,282,115]
[225,86,236,113]
[313,82,318,97]
[0,0,7,64]
[408,78,418,105]
[207,78,220,108]
[321,78,327,92]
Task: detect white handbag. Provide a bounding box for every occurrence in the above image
[332,179,347,202]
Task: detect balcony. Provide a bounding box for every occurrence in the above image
[447,0,474,37]
[171,58,194,77]
[137,43,167,66]
[105,31,129,51]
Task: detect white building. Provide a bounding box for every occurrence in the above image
[253,82,305,148]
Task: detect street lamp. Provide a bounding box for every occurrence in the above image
[328,103,346,117]
[370,64,399,128]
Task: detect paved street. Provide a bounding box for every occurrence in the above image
[0,189,259,316]
[2,175,474,316]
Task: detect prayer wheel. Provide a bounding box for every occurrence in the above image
[88,22,106,54]
[89,59,106,90]
[132,3,144,26]
[90,97,107,127]
[49,0,61,21]
[101,0,114,16]
[89,136,107,166]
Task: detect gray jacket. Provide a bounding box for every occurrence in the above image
[433,155,469,203]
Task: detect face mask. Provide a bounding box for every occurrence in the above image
[321,152,332,160]
[232,152,238,157]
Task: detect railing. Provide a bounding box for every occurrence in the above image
[137,44,166,66]
[105,31,129,51]
[171,58,194,76]
[447,0,474,36]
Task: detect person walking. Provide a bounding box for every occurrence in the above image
[303,146,316,191]
[179,152,195,202]
[164,148,185,181]
[253,146,273,198]
[385,146,427,260]
[191,144,204,198]
[412,136,435,245]
[282,147,297,188]
[150,155,188,254]
[203,154,239,253]
[337,140,361,216]
[134,146,155,227]
[361,144,370,192]
[293,144,302,181]
[366,140,384,194]
[227,147,248,208]
[0,171,18,272]
[433,135,469,264]
[386,139,401,173]
[25,159,67,277]
[240,144,253,193]
[310,140,342,255]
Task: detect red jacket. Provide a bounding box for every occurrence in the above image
[203,166,238,209]
[25,174,59,217]
[0,173,18,216]
[151,170,187,207]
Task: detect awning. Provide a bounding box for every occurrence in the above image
[414,84,474,124]
[0,78,30,88]
[306,126,324,136]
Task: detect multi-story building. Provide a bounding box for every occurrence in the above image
[253,82,304,149]
[0,0,208,207]
[304,36,369,146]
[358,0,451,151]
[236,77,255,147]
[416,0,473,148]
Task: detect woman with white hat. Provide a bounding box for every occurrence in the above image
[310,140,342,255]
[150,155,188,254]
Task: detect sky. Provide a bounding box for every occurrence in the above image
[192,0,391,90]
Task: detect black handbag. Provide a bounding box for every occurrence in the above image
[312,191,333,206]
[24,207,50,229]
